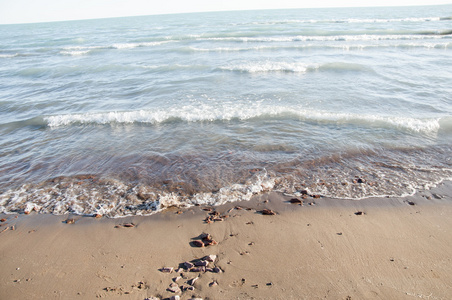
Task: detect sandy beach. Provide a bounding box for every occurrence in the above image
[1,181,452,300]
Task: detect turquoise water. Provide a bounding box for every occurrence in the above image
[1,5,452,216]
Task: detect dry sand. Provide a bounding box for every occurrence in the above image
[1,182,452,299]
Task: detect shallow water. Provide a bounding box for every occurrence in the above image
[1,5,452,216]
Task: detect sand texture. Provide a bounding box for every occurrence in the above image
[1,182,452,299]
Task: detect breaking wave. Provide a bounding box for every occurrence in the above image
[43,108,444,134]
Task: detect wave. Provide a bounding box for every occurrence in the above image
[0,170,275,217]
[250,16,445,25]
[218,62,316,73]
[0,53,19,58]
[218,61,375,74]
[200,34,451,43]
[43,107,446,134]
[59,41,169,56]
[58,31,452,57]
[186,41,452,53]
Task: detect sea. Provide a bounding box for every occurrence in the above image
[1,5,452,217]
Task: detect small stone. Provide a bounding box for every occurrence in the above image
[65,219,75,224]
[204,240,218,246]
[173,276,181,282]
[266,282,273,286]
[0,218,6,222]
[167,284,181,293]
[122,223,135,228]
[170,295,180,300]
[209,280,218,287]
[94,213,102,219]
[191,266,206,272]
[184,262,194,269]
[203,255,217,262]
[187,276,199,285]
[194,260,209,267]
[289,198,302,205]
[261,209,276,215]
[192,240,204,247]
[160,267,174,273]
[354,211,364,216]
[212,267,222,273]
[182,286,195,291]
[200,233,212,241]
[337,232,343,235]
[406,201,416,206]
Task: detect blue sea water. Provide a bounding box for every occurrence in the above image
[1,5,452,216]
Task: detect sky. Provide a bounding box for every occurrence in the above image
[0,0,451,24]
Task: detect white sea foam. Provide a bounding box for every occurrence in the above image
[202,34,446,43]
[60,50,91,56]
[44,107,443,134]
[251,17,442,25]
[219,61,314,73]
[0,53,18,58]
[59,41,168,55]
[0,170,275,217]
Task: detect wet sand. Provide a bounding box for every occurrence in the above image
[1,182,452,299]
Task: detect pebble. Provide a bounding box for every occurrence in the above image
[167,283,181,293]
[182,286,195,291]
[209,280,218,287]
[170,295,180,300]
[203,255,217,262]
[261,209,276,215]
[184,262,194,269]
[192,240,204,247]
[289,198,303,205]
[65,219,75,224]
[187,276,198,286]
[191,266,206,273]
[194,260,209,267]
[354,211,364,216]
[160,267,173,273]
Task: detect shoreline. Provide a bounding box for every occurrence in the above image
[1,181,451,299]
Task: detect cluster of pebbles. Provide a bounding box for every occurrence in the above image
[157,250,222,300]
